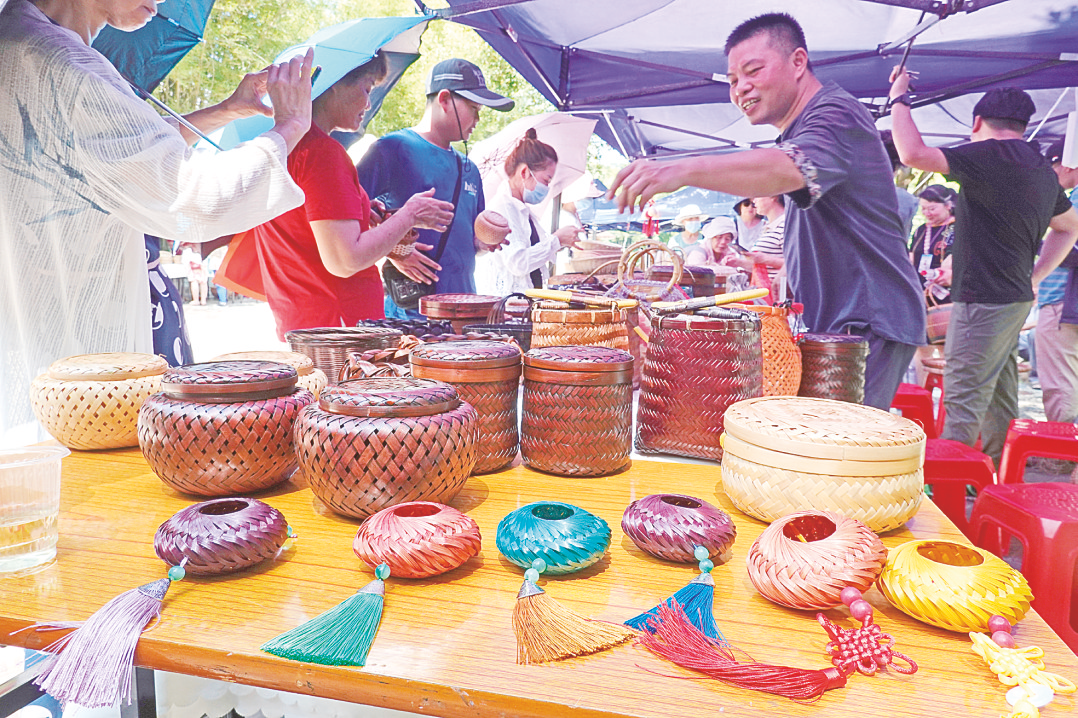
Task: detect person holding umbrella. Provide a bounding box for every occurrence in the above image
[0,0,315,446]
[474,129,582,296]
[249,51,455,339]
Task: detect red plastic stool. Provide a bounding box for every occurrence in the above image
[892,383,937,438]
[969,483,1078,654]
[998,419,1078,485]
[922,439,996,538]
[921,358,946,436]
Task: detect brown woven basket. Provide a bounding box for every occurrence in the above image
[138,361,315,496]
[294,377,478,519]
[419,293,502,334]
[705,304,801,396]
[531,300,630,351]
[212,350,328,397]
[720,396,925,533]
[285,327,402,387]
[636,310,763,460]
[30,353,167,450]
[411,340,522,474]
[646,264,717,297]
[521,345,633,477]
[797,334,869,404]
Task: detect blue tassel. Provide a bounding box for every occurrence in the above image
[625,572,726,643]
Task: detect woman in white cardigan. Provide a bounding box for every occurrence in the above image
[475,129,581,296]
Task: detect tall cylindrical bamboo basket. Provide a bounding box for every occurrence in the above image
[797,334,869,404]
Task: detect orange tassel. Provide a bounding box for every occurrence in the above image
[513,581,636,664]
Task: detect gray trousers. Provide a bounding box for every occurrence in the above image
[941,301,1032,464]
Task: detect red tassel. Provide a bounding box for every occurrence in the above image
[638,602,847,701]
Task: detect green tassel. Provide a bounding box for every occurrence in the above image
[261,578,385,666]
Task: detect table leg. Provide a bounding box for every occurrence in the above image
[0,680,46,717]
[119,667,157,718]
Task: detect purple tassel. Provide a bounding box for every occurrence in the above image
[34,578,171,708]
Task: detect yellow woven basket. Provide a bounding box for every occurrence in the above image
[212,350,328,397]
[876,540,1033,632]
[30,353,167,450]
[720,396,926,533]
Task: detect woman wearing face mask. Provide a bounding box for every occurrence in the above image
[672,205,709,265]
[475,129,581,295]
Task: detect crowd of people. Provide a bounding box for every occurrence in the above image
[2,2,1076,467]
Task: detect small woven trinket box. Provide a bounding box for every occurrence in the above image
[419,293,502,334]
[294,377,478,519]
[138,361,314,496]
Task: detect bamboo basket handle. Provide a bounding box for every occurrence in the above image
[486,292,533,324]
[925,284,941,308]
[617,239,683,299]
[581,258,622,282]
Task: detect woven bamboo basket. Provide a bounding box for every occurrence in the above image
[410,340,522,474]
[294,377,479,519]
[926,294,952,345]
[419,293,502,334]
[521,345,633,477]
[30,353,168,450]
[798,334,869,404]
[636,310,763,460]
[720,396,926,533]
[530,300,630,351]
[138,361,315,496]
[212,350,327,397]
[285,327,402,386]
[705,304,800,396]
[646,264,717,297]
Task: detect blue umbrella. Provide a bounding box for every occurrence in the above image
[206,16,430,151]
[91,0,214,92]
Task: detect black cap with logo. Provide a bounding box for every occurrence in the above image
[427,58,514,112]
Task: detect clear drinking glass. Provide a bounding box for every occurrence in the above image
[0,447,69,575]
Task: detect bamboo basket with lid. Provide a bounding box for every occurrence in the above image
[212,350,327,397]
[285,326,402,387]
[521,345,633,477]
[410,340,522,474]
[138,360,314,496]
[720,396,925,533]
[30,352,168,450]
[294,377,479,519]
[419,293,502,334]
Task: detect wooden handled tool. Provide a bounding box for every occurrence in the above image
[650,288,770,314]
[524,288,639,310]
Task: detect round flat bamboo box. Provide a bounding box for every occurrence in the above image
[720,396,925,533]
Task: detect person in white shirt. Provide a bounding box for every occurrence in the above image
[475,129,581,295]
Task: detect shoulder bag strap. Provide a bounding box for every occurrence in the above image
[430,153,464,263]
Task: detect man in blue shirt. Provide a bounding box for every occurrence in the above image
[609,13,925,410]
[357,59,513,318]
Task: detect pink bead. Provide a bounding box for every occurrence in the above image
[987,615,1012,635]
[849,599,874,622]
[992,631,1016,649]
[840,587,863,607]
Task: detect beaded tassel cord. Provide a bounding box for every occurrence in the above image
[624,545,725,642]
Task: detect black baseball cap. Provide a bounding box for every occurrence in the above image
[972,88,1035,124]
[427,59,514,111]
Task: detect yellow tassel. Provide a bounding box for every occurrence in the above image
[1001,697,1039,718]
[513,581,636,665]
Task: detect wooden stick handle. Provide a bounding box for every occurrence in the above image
[650,288,769,314]
[524,288,638,310]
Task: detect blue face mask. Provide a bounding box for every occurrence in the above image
[523,179,550,205]
[684,220,703,233]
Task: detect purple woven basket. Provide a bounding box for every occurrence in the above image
[621,493,737,563]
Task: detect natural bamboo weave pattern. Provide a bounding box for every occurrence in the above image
[212,351,328,397]
[521,381,632,477]
[708,306,800,396]
[636,314,762,460]
[286,327,402,386]
[531,301,630,351]
[797,334,869,404]
[353,502,481,579]
[746,511,887,610]
[294,378,479,519]
[30,353,167,450]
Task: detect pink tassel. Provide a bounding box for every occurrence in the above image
[34,578,171,708]
[638,602,847,701]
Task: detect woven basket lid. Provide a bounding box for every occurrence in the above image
[162,360,298,400]
[650,264,715,280]
[799,334,869,352]
[319,377,460,417]
[212,350,315,376]
[411,340,521,369]
[419,294,501,317]
[524,345,633,372]
[657,309,759,332]
[533,300,623,321]
[284,326,402,345]
[47,352,167,381]
[723,396,924,462]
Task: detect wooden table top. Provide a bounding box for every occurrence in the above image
[2,448,1076,718]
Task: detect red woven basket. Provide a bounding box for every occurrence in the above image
[138,361,314,496]
[419,294,502,334]
[797,334,869,405]
[636,310,763,460]
[294,377,479,519]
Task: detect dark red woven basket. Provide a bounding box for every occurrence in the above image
[294,377,479,519]
[797,334,869,405]
[410,341,522,475]
[138,361,314,496]
[521,345,633,477]
[636,311,763,460]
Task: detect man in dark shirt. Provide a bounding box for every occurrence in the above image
[890,75,1078,462]
[608,12,925,410]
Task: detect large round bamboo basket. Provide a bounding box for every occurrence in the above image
[720,396,926,533]
[30,353,168,450]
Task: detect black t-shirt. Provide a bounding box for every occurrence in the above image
[941,139,1071,303]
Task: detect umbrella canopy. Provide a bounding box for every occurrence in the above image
[468,112,597,211]
[439,0,1078,157]
[206,16,429,150]
[91,0,215,92]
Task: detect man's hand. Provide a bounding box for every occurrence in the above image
[390,242,441,284]
[401,188,454,232]
[222,68,273,119]
[608,159,685,214]
[554,225,582,249]
[888,65,916,101]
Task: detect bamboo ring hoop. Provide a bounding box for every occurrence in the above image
[496,502,610,575]
[353,501,481,579]
[616,239,683,301]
